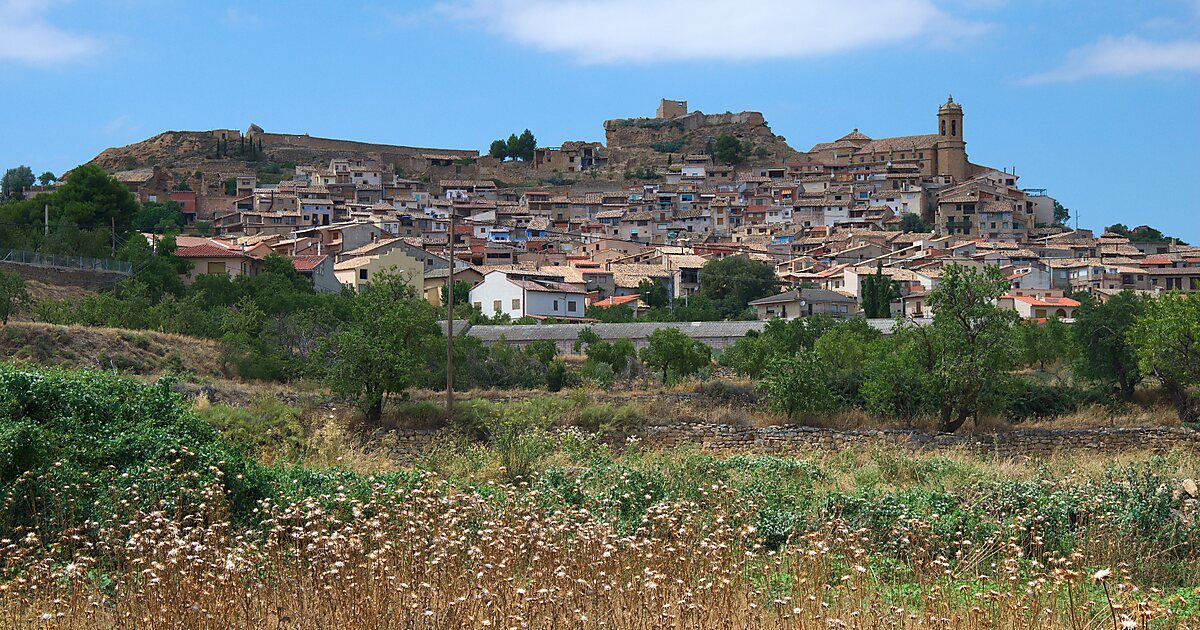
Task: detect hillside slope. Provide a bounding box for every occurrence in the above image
[0,322,225,377]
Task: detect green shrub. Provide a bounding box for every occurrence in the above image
[196,398,305,459]
[1000,379,1081,422]
[0,365,270,537]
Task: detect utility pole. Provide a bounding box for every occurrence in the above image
[445,205,456,420]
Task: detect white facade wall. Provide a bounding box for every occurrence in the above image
[468,272,584,319]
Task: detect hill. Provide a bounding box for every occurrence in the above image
[0,322,224,377]
[90,127,478,174]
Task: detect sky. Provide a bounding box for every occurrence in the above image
[1,0,1198,240]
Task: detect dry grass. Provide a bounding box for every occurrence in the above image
[0,322,225,377]
[2,464,1195,629]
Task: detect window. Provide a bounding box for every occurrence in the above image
[951,120,957,136]
[206,261,226,275]
[473,302,481,309]
[567,301,577,312]
[553,300,559,311]
[512,298,521,310]
[359,269,368,280]
[493,300,502,312]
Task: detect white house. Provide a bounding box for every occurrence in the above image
[469,270,587,320]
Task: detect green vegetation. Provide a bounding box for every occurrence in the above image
[899,212,930,232]
[1107,222,1189,246]
[1,364,1197,626]
[712,133,750,165]
[649,139,685,153]
[698,254,778,319]
[1130,291,1200,422]
[0,271,30,325]
[859,262,898,318]
[489,129,537,161]
[1,165,35,200]
[318,273,439,422]
[639,327,711,383]
[0,164,139,258]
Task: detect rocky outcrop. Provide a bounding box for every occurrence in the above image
[604,110,801,163]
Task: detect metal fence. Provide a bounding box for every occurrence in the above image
[1,249,132,275]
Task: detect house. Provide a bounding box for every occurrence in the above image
[173,242,264,284]
[748,288,858,320]
[469,270,588,320]
[998,294,1080,319]
[289,255,342,293]
[333,247,425,291]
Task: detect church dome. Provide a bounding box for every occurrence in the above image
[837,128,871,142]
[939,96,963,112]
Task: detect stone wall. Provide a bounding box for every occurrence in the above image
[256,132,477,160]
[382,422,1200,461]
[639,424,1200,458]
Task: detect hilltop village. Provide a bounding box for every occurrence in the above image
[67,98,1200,319]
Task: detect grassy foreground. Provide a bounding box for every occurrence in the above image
[1,365,1198,628]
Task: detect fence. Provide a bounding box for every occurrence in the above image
[1,249,132,275]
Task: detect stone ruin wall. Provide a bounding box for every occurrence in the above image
[380,423,1200,460]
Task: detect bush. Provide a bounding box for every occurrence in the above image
[197,398,305,459]
[0,365,270,536]
[577,404,646,437]
[650,139,685,153]
[1000,380,1081,422]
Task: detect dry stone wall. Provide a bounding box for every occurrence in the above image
[383,423,1200,460]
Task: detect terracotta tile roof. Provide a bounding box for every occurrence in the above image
[289,255,328,271]
[592,294,643,308]
[174,244,248,258]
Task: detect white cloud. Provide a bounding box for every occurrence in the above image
[0,0,101,65]
[1026,35,1200,83]
[435,0,982,64]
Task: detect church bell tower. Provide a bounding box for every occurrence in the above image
[936,95,968,182]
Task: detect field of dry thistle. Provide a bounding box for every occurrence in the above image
[2,365,1199,629]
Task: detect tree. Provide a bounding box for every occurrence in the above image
[712,134,749,166]
[1015,317,1072,372]
[524,339,558,365]
[489,139,508,159]
[761,352,840,419]
[440,280,472,307]
[637,278,669,309]
[1128,292,1200,422]
[1053,201,1070,226]
[0,271,31,325]
[1,166,35,200]
[319,272,439,422]
[1106,223,1188,246]
[574,327,636,376]
[224,177,237,196]
[698,255,778,319]
[924,264,1018,432]
[51,163,139,233]
[899,213,929,233]
[514,129,536,161]
[639,327,711,383]
[1072,291,1146,401]
[134,200,184,233]
[860,262,899,318]
[37,172,56,187]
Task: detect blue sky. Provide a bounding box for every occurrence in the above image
[1,0,1198,239]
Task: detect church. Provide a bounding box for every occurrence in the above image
[807,96,978,182]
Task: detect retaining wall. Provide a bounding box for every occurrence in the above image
[381,423,1200,460]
